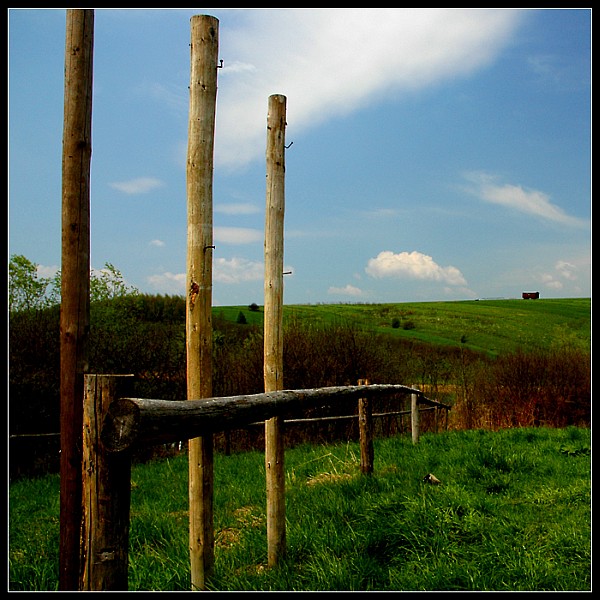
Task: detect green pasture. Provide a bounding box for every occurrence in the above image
[215,297,590,356]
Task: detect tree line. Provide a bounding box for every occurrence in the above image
[8,255,590,479]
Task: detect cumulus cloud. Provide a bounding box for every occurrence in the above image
[328,284,364,297]
[538,259,580,290]
[147,271,186,293]
[214,9,524,169]
[463,171,587,227]
[214,257,263,283]
[146,256,264,292]
[109,177,165,195]
[366,250,467,286]
[215,226,263,244]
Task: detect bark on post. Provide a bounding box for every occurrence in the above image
[186,14,219,591]
[264,93,287,567]
[81,374,133,591]
[358,379,374,475]
[59,9,94,591]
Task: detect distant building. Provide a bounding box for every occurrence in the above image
[522,291,540,300]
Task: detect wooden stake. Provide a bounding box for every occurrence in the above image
[358,379,374,474]
[81,375,133,591]
[264,94,287,567]
[411,388,420,444]
[59,9,94,590]
[186,14,219,591]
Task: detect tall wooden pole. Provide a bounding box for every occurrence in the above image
[186,14,219,591]
[264,93,287,567]
[59,9,94,591]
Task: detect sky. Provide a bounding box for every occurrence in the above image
[8,8,591,306]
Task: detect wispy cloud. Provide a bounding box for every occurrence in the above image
[214,226,262,244]
[463,171,587,227]
[214,9,525,170]
[366,250,467,286]
[149,239,165,247]
[215,202,261,215]
[109,177,165,195]
[328,284,364,297]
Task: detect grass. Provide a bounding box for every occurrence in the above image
[215,298,590,357]
[9,426,591,591]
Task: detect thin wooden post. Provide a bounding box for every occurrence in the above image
[264,93,287,568]
[59,8,94,591]
[186,14,219,591]
[411,387,420,444]
[358,379,373,475]
[81,374,133,591]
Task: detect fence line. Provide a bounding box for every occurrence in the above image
[82,375,449,590]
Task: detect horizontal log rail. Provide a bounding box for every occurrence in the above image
[101,384,449,453]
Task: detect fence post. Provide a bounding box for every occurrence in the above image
[358,379,373,475]
[264,93,287,567]
[59,9,94,590]
[411,387,420,445]
[186,14,219,590]
[81,374,133,591]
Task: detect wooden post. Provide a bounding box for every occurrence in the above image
[186,14,219,591]
[59,9,94,591]
[264,93,287,568]
[411,388,420,445]
[358,379,373,475]
[81,374,133,591]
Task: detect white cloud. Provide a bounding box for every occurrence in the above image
[214,9,525,170]
[214,256,263,284]
[327,284,364,297]
[146,256,264,291]
[147,271,186,293]
[555,260,577,281]
[215,226,262,244]
[463,171,587,227]
[109,177,165,195]
[36,264,59,279]
[538,259,580,290]
[149,239,165,247]
[215,202,260,215]
[366,250,467,286]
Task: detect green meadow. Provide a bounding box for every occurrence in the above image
[215,297,590,356]
[9,427,590,591]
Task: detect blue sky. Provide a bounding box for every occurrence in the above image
[8,8,591,306]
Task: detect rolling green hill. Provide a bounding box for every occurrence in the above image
[215,297,590,357]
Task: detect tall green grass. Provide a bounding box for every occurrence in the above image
[9,427,590,591]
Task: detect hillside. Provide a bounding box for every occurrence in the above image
[215,297,590,357]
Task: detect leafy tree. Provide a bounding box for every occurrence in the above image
[89,263,138,302]
[9,255,55,312]
[9,254,138,312]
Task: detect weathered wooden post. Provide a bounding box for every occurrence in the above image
[81,374,133,591]
[411,387,420,444]
[264,93,287,567]
[186,14,219,590]
[358,379,374,475]
[59,8,94,591]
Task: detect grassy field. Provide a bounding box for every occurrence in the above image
[215,297,590,356]
[9,427,590,591]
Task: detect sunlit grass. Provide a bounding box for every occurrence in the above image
[9,427,590,591]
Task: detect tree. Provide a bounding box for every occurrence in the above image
[9,254,138,312]
[9,254,55,312]
[89,263,138,302]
